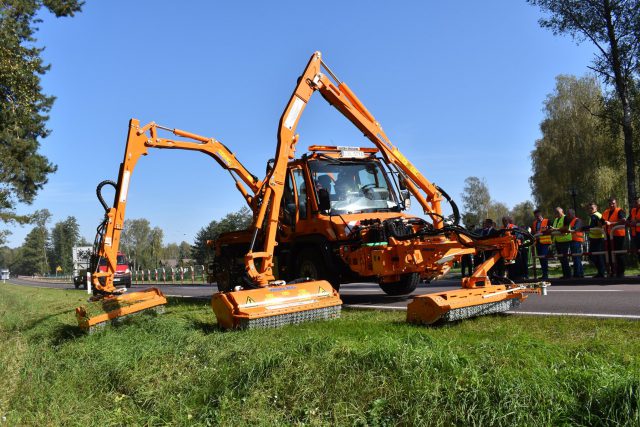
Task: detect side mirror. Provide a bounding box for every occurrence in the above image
[318,189,331,213]
[398,177,407,191]
[401,190,411,210]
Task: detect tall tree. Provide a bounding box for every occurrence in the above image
[13,209,51,275]
[149,226,163,268]
[163,242,180,262]
[529,0,640,208]
[511,200,536,227]
[192,207,253,265]
[0,0,83,239]
[488,201,511,225]
[460,177,491,228]
[50,216,80,273]
[178,241,192,265]
[530,75,624,214]
[120,218,152,271]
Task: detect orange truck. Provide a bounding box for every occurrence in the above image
[75,51,547,332]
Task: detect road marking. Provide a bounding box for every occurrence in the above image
[344,304,640,320]
[548,289,622,292]
[508,311,640,319]
[344,304,406,311]
[166,294,209,299]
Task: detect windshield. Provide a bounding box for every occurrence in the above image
[309,159,399,214]
[98,255,127,266]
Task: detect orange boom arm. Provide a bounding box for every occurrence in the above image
[92,119,260,294]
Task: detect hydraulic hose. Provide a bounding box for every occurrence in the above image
[96,180,117,212]
[435,185,460,226]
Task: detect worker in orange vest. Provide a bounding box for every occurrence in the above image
[532,209,551,280]
[561,208,584,278]
[501,216,518,279]
[627,196,640,264]
[602,197,626,277]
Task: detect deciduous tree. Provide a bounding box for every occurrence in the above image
[192,207,253,265]
[529,75,624,214]
[49,216,80,273]
[460,177,492,228]
[529,0,640,208]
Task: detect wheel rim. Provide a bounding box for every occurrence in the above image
[299,259,319,279]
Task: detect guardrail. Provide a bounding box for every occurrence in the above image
[132,265,208,285]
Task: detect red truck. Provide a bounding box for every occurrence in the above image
[74,252,132,289]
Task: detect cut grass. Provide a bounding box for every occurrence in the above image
[0,283,638,426]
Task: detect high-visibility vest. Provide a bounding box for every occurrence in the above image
[552,216,572,243]
[532,218,552,244]
[589,212,604,239]
[630,207,640,237]
[569,217,584,242]
[602,208,626,237]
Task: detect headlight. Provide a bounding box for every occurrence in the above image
[125,268,131,274]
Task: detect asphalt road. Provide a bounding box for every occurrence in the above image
[8,276,640,319]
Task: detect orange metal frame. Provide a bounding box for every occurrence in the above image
[92,119,259,293]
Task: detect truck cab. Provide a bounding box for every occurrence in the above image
[213,146,451,295]
[98,252,132,288]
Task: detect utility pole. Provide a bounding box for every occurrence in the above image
[569,187,578,213]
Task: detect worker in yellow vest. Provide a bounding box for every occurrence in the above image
[627,196,640,264]
[583,202,606,278]
[562,208,584,278]
[603,197,626,277]
[551,207,572,279]
[532,209,551,280]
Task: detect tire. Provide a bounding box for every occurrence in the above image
[379,273,420,296]
[295,247,340,291]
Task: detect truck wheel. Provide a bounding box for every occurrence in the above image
[295,248,340,291]
[379,273,420,296]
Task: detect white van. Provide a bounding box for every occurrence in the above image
[1,269,9,280]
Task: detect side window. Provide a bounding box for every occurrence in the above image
[282,172,296,226]
[292,169,307,219]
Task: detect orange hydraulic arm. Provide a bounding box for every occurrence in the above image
[305,52,444,227]
[243,51,449,285]
[92,119,260,293]
[243,53,322,284]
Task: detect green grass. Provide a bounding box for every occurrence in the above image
[0,284,638,426]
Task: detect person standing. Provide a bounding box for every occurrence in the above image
[501,216,518,279]
[551,207,572,279]
[583,202,606,278]
[460,226,475,278]
[564,209,584,278]
[532,209,551,280]
[602,197,626,277]
[627,197,640,264]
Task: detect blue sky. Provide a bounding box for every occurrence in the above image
[7,0,595,247]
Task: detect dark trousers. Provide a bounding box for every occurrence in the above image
[461,254,474,277]
[611,236,626,277]
[520,247,530,279]
[589,238,606,277]
[536,243,550,279]
[570,241,584,277]
[634,234,640,263]
[555,241,572,278]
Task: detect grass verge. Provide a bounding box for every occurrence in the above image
[0,283,638,426]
